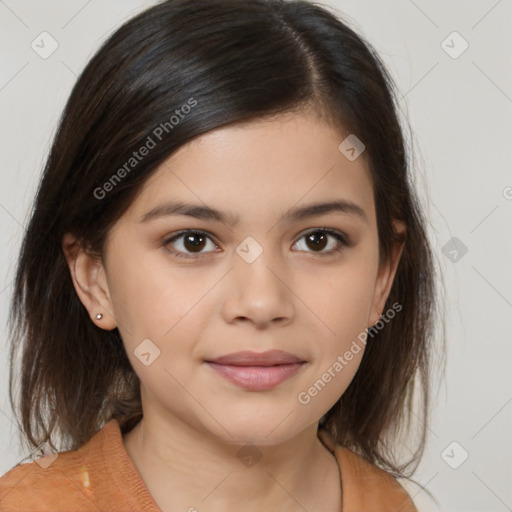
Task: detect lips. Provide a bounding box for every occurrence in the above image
[204,350,306,391]
[205,350,304,366]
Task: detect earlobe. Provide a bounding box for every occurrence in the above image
[61,233,117,330]
[368,220,406,328]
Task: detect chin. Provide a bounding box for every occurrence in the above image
[204,412,309,448]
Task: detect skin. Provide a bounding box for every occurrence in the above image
[63,111,405,512]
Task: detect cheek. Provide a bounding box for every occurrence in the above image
[107,253,214,343]
[295,343,365,426]
[304,261,377,340]
[299,261,375,390]
[107,255,221,399]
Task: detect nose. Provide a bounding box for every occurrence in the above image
[221,247,295,329]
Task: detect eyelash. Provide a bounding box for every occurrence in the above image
[163,228,351,259]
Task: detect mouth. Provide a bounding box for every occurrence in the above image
[204,350,306,391]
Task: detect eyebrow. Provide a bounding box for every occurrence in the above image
[139,199,368,226]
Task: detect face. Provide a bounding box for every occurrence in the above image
[64,111,404,446]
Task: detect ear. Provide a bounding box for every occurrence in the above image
[368,220,406,327]
[61,233,117,330]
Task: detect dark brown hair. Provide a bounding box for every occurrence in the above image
[8,0,444,484]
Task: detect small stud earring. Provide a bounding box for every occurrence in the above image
[95,313,103,320]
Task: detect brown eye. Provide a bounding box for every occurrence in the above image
[182,233,207,252]
[293,229,349,255]
[305,231,328,251]
[164,230,218,258]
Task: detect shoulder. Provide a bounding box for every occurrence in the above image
[335,444,418,511]
[0,421,119,511]
[318,428,418,511]
[0,450,97,510]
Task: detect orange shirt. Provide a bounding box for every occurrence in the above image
[0,419,417,511]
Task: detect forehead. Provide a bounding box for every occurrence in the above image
[125,112,375,229]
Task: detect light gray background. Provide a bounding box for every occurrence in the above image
[1,1,511,511]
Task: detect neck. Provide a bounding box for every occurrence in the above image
[122,412,342,512]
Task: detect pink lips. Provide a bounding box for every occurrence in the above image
[205,350,306,391]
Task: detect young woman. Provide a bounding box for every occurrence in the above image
[0,0,442,510]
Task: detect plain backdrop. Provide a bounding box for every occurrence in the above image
[1,1,511,511]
